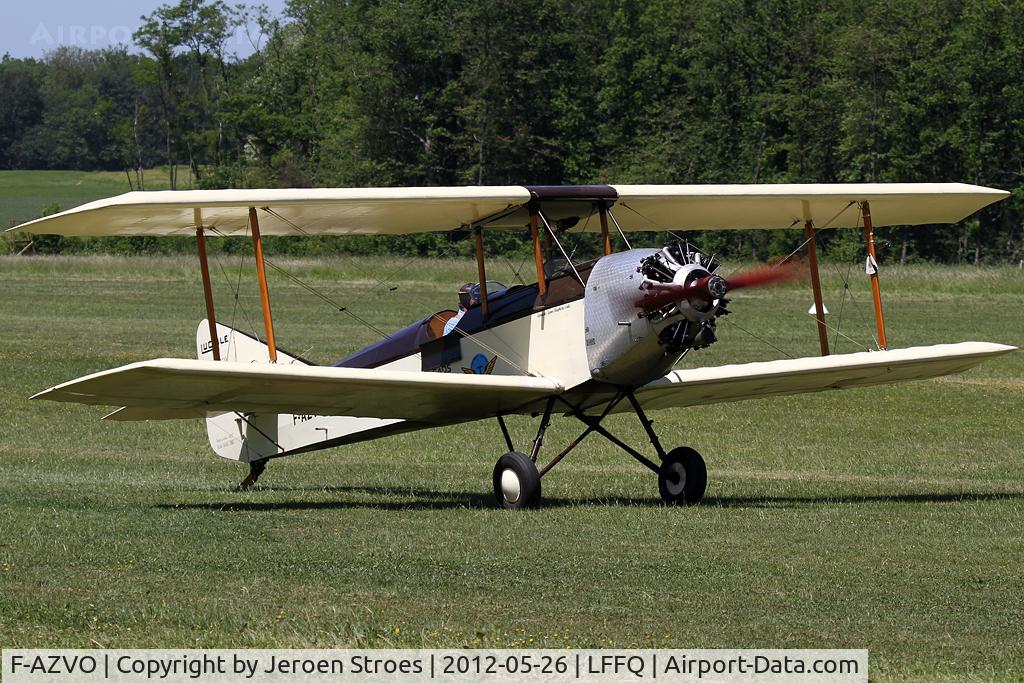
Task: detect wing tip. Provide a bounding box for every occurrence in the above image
[961,341,1017,355]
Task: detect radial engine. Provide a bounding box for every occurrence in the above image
[583,242,730,386]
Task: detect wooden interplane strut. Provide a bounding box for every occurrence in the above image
[194,225,221,361]
[804,220,829,356]
[248,207,278,363]
[474,227,489,320]
[529,206,547,296]
[599,202,613,256]
[861,201,888,350]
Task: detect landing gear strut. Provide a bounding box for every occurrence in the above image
[490,392,708,508]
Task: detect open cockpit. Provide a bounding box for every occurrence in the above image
[333,259,597,371]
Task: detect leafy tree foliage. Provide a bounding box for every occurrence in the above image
[4,0,1024,264]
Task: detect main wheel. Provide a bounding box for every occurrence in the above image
[658,447,707,505]
[492,451,542,509]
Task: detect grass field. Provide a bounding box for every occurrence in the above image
[0,254,1021,682]
[0,169,176,233]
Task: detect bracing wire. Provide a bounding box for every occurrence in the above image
[827,259,876,353]
[208,228,262,343]
[831,262,852,353]
[260,207,383,285]
[212,224,533,375]
[658,200,877,355]
[715,317,794,359]
[260,256,396,340]
[504,256,527,284]
[605,208,632,250]
[262,206,468,294]
[538,210,584,286]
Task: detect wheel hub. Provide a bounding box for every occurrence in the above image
[665,462,687,496]
[500,469,521,503]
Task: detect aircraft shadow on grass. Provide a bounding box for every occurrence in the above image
[157,487,1024,513]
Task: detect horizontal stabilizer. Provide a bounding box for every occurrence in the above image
[33,359,563,423]
[629,342,1015,412]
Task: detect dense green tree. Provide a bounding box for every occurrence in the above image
[9,48,141,171]
[0,56,46,168]
[3,0,1024,263]
[135,0,241,187]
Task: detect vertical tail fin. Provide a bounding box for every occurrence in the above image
[196,320,309,365]
[197,320,307,462]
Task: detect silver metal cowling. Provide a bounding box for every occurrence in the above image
[584,249,683,386]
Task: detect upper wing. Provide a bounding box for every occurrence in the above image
[8,183,1006,237]
[7,186,531,237]
[609,183,1008,231]
[626,342,1015,412]
[32,359,562,423]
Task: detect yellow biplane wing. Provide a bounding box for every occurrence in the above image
[624,342,1015,413]
[7,183,1008,236]
[31,358,563,423]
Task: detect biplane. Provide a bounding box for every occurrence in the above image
[9,183,1016,508]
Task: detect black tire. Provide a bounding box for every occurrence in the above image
[658,447,707,505]
[492,451,542,509]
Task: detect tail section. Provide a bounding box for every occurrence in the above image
[196,320,309,365]
[195,320,404,463]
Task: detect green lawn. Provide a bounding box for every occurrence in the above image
[0,255,1021,682]
[0,169,176,232]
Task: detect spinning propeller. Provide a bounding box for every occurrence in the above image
[636,262,802,312]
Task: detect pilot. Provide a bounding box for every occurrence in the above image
[443,282,476,335]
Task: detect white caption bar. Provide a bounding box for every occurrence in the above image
[2,649,867,682]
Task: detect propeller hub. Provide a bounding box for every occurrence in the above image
[705,274,728,299]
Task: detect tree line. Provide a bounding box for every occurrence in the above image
[3,0,1023,265]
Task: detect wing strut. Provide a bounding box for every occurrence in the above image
[529,204,547,296]
[804,219,829,356]
[474,226,490,320]
[861,201,888,349]
[195,218,221,361]
[249,207,278,362]
[598,202,613,255]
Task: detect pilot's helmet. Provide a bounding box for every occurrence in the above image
[458,282,476,309]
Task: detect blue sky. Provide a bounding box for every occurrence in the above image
[2,0,290,59]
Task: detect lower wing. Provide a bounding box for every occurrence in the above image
[32,342,1015,424]
[32,359,563,424]
[628,341,1015,411]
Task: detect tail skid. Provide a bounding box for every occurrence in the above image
[196,320,403,463]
